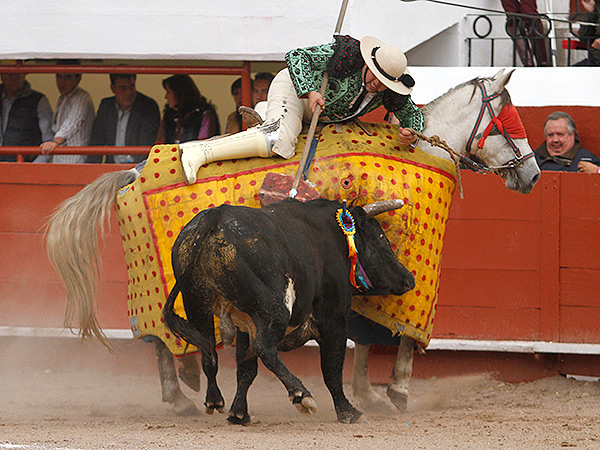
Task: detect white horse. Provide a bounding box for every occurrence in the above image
[45,69,540,416]
[351,68,540,411]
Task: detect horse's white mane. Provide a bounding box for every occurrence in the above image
[418,75,513,162]
[422,76,511,118]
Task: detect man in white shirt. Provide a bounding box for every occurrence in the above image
[40,60,95,163]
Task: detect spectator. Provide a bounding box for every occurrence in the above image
[161,74,220,144]
[39,60,95,163]
[252,72,274,105]
[501,0,550,66]
[89,73,160,163]
[534,111,600,171]
[574,0,600,66]
[252,72,275,122]
[225,77,244,134]
[0,72,53,162]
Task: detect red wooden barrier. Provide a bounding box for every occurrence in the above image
[2,163,598,342]
[1,162,599,381]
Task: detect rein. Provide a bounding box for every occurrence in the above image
[406,79,535,198]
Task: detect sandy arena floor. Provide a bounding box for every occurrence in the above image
[1,338,599,450]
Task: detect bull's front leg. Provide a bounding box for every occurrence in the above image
[153,339,200,416]
[228,330,258,425]
[319,324,363,424]
[386,336,414,412]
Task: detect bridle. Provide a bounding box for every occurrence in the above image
[462,79,534,174]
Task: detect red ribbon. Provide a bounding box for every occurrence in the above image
[478,103,527,149]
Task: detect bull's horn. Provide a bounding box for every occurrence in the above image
[361,199,405,218]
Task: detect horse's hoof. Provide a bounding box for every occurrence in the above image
[173,400,201,416]
[336,408,364,424]
[386,387,408,412]
[353,387,393,412]
[227,411,251,425]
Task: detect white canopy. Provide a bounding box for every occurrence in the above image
[2,0,492,61]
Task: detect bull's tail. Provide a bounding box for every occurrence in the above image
[162,280,216,353]
[162,209,221,352]
[45,169,138,351]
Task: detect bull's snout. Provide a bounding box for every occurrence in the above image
[401,271,416,295]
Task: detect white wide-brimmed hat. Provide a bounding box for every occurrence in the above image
[360,36,415,95]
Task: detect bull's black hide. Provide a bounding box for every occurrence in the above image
[163,198,414,424]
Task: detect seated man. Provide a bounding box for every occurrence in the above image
[252,71,275,120]
[575,0,600,66]
[534,111,600,171]
[225,77,245,134]
[39,60,95,164]
[0,72,53,162]
[89,73,160,163]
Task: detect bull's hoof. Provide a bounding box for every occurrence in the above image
[205,400,225,415]
[291,392,317,415]
[386,386,408,412]
[227,411,251,425]
[336,407,364,424]
[173,398,201,416]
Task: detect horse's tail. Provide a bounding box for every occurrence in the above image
[45,169,137,351]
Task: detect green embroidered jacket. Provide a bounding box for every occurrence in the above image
[285,42,424,132]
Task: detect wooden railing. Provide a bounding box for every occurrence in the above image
[1,164,598,345]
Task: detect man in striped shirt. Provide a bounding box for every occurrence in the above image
[39,60,95,163]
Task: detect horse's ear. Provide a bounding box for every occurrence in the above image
[491,68,505,80]
[490,69,515,92]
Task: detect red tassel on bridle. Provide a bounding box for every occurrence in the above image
[477,103,527,149]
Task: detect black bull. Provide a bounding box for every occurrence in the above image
[163,198,415,424]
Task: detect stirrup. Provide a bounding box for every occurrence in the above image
[260,117,280,152]
[239,106,264,128]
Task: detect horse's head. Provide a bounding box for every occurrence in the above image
[463,69,541,194]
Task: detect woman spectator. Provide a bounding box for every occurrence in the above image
[161,74,220,143]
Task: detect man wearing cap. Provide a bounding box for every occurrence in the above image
[180,35,422,185]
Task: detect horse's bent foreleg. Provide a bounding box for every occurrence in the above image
[153,339,200,416]
[351,343,385,408]
[177,353,201,392]
[386,336,414,412]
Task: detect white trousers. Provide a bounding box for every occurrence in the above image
[265,68,313,159]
